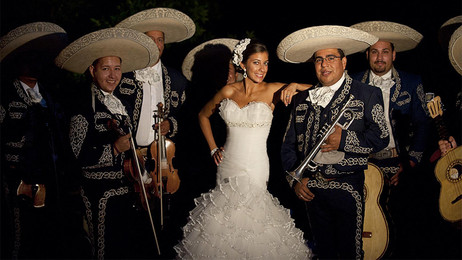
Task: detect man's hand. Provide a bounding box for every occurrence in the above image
[154,120,171,136]
[114,133,131,155]
[439,136,457,156]
[294,177,315,202]
[320,124,342,152]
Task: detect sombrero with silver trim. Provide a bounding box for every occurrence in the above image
[277,25,378,64]
[0,22,67,62]
[55,27,158,74]
[182,38,238,80]
[439,16,462,50]
[448,25,462,75]
[351,21,423,52]
[115,8,195,44]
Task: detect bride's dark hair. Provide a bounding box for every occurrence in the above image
[237,39,267,72]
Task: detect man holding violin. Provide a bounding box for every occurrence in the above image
[55,27,160,259]
[113,8,195,257]
[114,8,195,143]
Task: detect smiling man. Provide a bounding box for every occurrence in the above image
[89,56,122,93]
[278,25,389,259]
[55,27,159,259]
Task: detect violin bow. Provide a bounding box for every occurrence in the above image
[127,127,161,255]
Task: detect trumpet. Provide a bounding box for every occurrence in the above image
[287,95,356,183]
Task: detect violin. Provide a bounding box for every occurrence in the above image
[151,103,180,228]
[151,102,180,194]
[123,145,159,208]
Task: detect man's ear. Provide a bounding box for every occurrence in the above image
[342,56,347,70]
[89,65,95,78]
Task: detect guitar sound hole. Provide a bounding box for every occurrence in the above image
[447,161,462,182]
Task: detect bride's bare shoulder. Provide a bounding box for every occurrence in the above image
[220,82,242,97]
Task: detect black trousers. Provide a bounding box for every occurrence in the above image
[306,173,365,259]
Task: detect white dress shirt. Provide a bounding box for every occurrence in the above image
[370,70,395,149]
[135,61,164,146]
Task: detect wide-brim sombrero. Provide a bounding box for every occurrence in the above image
[449,25,462,75]
[351,21,423,52]
[0,22,67,62]
[115,8,195,44]
[182,38,238,81]
[55,27,158,74]
[439,16,462,51]
[277,25,378,64]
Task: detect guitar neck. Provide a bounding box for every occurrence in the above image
[433,115,450,141]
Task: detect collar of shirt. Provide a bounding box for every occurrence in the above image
[20,80,39,95]
[135,60,162,85]
[307,72,345,107]
[370,69,392,81]
[370,70,394,90]
[101,89,127,116]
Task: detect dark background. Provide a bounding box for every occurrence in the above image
[1,0,461,259]
[1,0,461,104]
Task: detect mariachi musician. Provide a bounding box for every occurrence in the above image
[0,22,68,259]
[55,27,160,259]
[114,7,195,143]
[350,21,431,257]
[113,8,194,255]
[278,25,390,259]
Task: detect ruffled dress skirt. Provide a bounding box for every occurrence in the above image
[174,174,311,259]
[174,99,311,259]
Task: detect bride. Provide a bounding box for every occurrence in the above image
[174,39,312,259]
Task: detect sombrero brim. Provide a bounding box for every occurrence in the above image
[351,21,423,52]
[55,28,158,74]
[115,8,195,44]
[449,25,462,76]
[182,38,238,80]
[439,15,462,50]
[277,25,378,64]
[0,22,67,62]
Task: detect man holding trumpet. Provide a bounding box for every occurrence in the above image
[278,25,390,259]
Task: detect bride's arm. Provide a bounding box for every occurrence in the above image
[272,83,313,106]
[198,86,232,165]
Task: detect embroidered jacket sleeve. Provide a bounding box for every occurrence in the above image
[407,78,429,164]
[0,81,57,184]
[162,65,188,141]
[69,112,124,170]
[281,108,299,172]
[281,92,310,187]
[338,86,389,155]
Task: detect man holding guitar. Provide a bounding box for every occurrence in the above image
[431,19,462,224]
[351,21,431,258]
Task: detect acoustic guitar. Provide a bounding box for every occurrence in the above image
[362,163,389,260]
[427,96,462,222]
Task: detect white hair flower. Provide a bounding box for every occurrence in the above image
[232,38,251,66]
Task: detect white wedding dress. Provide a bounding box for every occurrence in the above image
[174,98,312,259]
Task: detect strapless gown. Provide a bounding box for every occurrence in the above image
[174,98,312,259]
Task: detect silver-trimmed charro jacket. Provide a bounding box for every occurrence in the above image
[115,63,187,141]
[281,74,390,179]
[352,67,430,164]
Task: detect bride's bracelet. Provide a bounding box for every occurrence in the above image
[210,147,219,157]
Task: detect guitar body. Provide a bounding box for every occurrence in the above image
[427,96,462,222]
[362,163,389,260]
[435,146,462,222]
